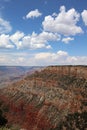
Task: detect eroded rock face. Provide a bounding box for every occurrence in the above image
[0,66,87,130]
[46,65,87,78]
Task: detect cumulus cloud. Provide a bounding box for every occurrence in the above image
[35,50,68,64]
[0,31,60,50]
[81,10,87,26]
[0,18,12,34]
[18,31,60,49]
[25,9,42,19]
[10,31,24,42]
[10,31,24,49]
[34,51,87,65]
[62,37,74,43]
[0,34,14,49]
[34,50,68,65]
[42,6,83,36]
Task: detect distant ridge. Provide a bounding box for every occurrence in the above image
[0,66,44,88]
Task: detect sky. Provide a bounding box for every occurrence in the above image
[0,0,87,66]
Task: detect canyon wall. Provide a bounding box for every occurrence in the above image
[0,65,87,130]
[45,65,87,78]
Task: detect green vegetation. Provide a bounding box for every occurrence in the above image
[0,127,19,130]
[56,111,87,130]
[0,128,10,130]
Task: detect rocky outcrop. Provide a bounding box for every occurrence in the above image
[46,65,87,79]
[0,66,87,130]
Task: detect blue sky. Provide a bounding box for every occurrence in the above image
[0,0,87,66]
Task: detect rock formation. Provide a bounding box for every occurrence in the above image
[0,65,87,130]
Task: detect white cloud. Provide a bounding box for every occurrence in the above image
[35,52,52,60]
[12,31,60,50]
[62,37,74,43]
[35,50,68,64]
[81,10,87,26]
[0,51,87,66]
[39,31,60,41]
[57,50,68,56]
[0,31,24,49]
[0,18,12,34]
[25,9,42,19]
[42,6,83,36]
[10,31,24,42]
[34,51,87,65]
[0,53,25,66]
[52,12,58,17]
[21,31,60,49]
[21,34,47,49]
[34,50,69,65]
[0,31,60,50]
[10,31,24,49]
[0,34,14,49]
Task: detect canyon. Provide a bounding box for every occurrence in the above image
[0,66,43,88]
[0,65,87,130]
